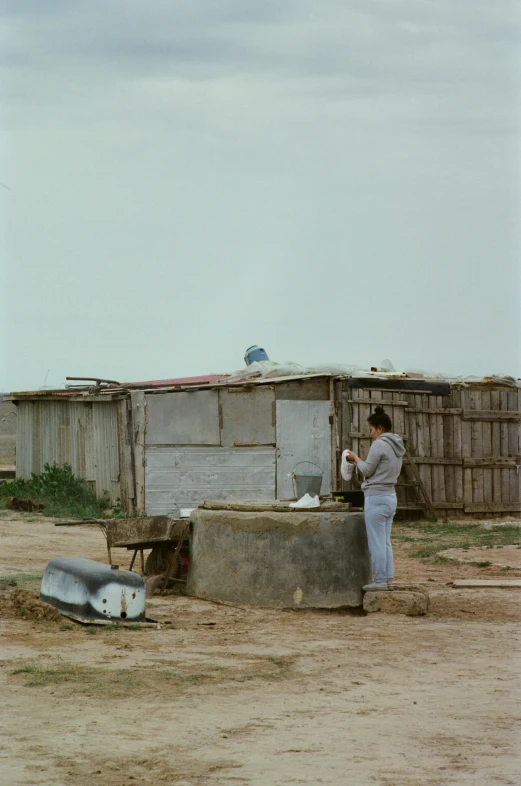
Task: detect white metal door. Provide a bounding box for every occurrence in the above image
[276,400,332,499]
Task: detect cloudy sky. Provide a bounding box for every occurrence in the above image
[1,0,520,390]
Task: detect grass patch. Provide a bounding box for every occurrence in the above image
[394,520,521,564]
[60,623,74,631]
[11,664,76,687]
[0,462,110,518]
[0,572,43,585]
[9,656,296,695]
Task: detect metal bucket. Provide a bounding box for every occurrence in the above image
[292,462,323,499]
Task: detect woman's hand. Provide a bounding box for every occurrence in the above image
[345,449,360,464]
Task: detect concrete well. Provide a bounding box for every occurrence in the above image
[187,508,371,608]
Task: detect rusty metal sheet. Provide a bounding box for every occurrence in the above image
[145,391,220,446]
[144,446,276,515]
[276,400,332,499]
[219,387,275,447]
[106,516,186,547]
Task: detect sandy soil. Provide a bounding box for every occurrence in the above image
[1,512,520,786]
[439,545,521,569]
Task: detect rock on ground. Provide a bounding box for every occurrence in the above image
[363,590,429,616]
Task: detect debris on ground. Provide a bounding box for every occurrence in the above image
[0,589,60,621]
[6,496,45,512]
[363,584,430,616]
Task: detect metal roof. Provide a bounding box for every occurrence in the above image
[9,369,519,400]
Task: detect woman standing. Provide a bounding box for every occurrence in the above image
[345,407,405,591]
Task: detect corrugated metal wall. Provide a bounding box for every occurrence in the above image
[16,399,123,504]
[145,446,276,515]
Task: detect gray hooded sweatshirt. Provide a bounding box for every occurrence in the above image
[356,433,405,497]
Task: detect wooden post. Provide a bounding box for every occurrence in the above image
[404,448,434,515]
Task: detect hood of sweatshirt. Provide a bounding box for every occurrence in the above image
[379,433,406,457]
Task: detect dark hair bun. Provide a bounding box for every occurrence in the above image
[374,406,385,415]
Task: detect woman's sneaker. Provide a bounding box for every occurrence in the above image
[362,581,389,592]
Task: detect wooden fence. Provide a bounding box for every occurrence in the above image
[338,382,521,516]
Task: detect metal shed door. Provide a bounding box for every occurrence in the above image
[276,400,332,500]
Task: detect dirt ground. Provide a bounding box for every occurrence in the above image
[1,512,520,786]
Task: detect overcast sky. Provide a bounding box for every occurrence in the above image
[1,0,520,391]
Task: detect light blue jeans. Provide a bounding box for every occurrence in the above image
[364,494,397,583]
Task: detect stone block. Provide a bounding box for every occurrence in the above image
[363,590,429,616]
[188,509,371,608]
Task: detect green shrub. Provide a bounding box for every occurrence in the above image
[0,462,110,518]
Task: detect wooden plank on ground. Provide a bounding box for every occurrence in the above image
[452,580,521,589]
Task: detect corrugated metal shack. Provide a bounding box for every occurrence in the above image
[9,370,521,517]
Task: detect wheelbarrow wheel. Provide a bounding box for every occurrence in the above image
[144,545,183,580]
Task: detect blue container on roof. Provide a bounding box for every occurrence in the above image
[244,346,269,366]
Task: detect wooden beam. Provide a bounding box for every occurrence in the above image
[347,399,410,407]
[407,408,462,415]
[349,431,409,441]
[464,503,521,513]
[463,458,521,468]
[462,411,521,422]
[404,457,461,465]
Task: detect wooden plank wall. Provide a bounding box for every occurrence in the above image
[340,382,521,516]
